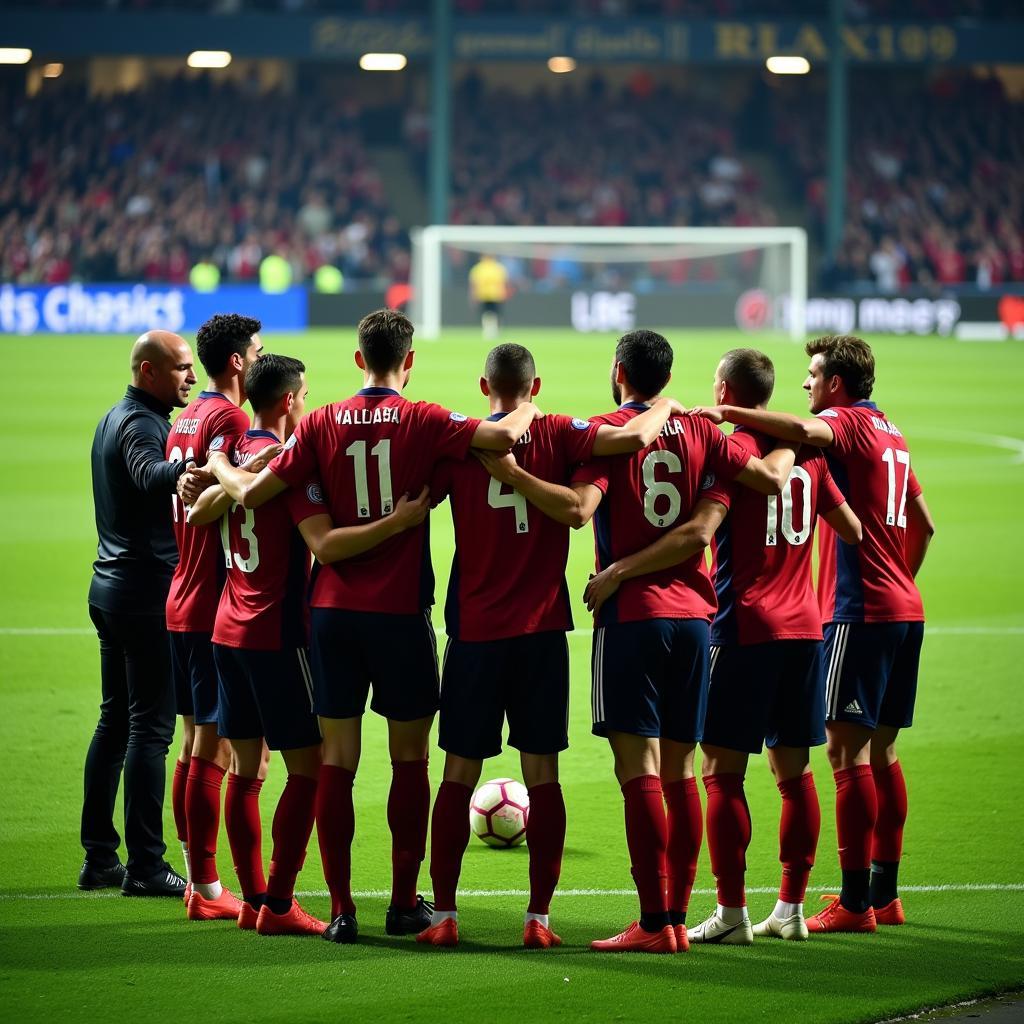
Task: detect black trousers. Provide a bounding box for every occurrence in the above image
[82,605,176,877]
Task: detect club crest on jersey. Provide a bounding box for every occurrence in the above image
[283,434,298,450]
[306,482,325,505]
[571,418,589,430]
[450,411,468,422]
[208,435,225,452]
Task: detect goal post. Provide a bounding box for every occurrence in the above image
[410,225,808,341]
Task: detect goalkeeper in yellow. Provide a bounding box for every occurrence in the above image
[469,255,509,340]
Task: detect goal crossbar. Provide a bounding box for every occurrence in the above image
[411,225,808,341]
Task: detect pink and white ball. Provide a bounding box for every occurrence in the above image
[469,778,530,848]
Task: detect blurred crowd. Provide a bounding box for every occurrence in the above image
[0,79,409,287]
[774,73,1024,292]
[442,76,777,233]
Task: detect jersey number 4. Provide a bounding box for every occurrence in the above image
[766,466,812,547]
[488,477,529,533]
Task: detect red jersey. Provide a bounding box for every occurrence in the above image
[432,413,599,642]
[571,405,751,626]
[710,428,845,646]
[166,390,250,633]
[211,431,324,651]
[269,387,480,615]
[815,401,924,623]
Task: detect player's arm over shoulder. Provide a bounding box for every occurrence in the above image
[693,404,836,448]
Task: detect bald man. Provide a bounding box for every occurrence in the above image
[81,330,198,897]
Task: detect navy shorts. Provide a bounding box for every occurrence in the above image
[310,608,440,722]
[591,619,709,743]
[824,621,924,730]
[212,644,322,752]
[703,640,825,755]
[438,631,569,760]
[168,631,218,725]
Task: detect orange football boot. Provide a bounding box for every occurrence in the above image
[256,900,328,937]
[673,924,690,952]
[237,901,259,930]
[873,898,905,926]
[523,920,562,949]
[806,894,877,934]
[417,917,459,947]
[186,887,243,921]
[591,921,677,953]
[183,882,192,906]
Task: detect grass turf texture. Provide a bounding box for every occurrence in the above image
[0,327,1022,1022]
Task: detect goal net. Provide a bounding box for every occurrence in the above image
[409,225,807,341]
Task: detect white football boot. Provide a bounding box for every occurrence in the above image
[686,911,754,946]
[752,910,809,941]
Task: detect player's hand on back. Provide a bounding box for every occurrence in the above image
[687,405,727,424]
[246,444,283,474]
[472,449,519,484]
[660,397,687,417]
[390,485,431,531]
[584,564,623,616]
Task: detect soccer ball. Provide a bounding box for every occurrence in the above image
[469,778,529,848]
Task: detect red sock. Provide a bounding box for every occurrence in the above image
[428,781,472,912]
[872,760,908,863]
[267,774,318,902]
[388,759,430,910]
[621,775,668,915]
[316,764,356,918]
[171,758,189,844]
[225,773,266,900]
[834,765,877,870]
[664,777,702,917]
[185,757,226,885]
[526,782,566,915]
[777,772,820,904]
[703,773,750,908]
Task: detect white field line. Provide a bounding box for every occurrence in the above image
[913,427,1024,465]
[2,626,1023,638]
[4,882,1023,902]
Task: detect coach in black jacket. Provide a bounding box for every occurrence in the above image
[81,330,199,897]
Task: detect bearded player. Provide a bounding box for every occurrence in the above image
[166,313,262,921]
[691,335,935,933]
[202,309,540,945]
[416,342,683,949]
[476,330,796,953]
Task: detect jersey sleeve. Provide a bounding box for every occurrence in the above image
[270,414,319,487]
[571,457,610,494]
[430,459,455,507]
[205,405,250,460]
[706,427,753,482]
[423,403,482,462]
[816,407,856,457]
[285,478,328,525]
[816,457,846,515]
[556,414,600,467]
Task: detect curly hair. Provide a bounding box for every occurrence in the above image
[196,313,262,377]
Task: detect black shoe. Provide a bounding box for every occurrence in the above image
[385,895,434,936]
[323,913,359,944]
[121,864,187,898]
[78,859,126,891]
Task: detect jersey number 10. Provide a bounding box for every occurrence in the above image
[766,466,812,547]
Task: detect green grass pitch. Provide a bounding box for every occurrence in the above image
[1,327,1022,1022]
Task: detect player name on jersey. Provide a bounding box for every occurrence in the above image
[335,406,401,425]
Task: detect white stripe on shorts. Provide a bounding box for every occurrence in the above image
[592,627,606,727]
[825,624,850,719]
[296,648,314,712]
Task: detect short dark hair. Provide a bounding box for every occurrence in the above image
[806,335,875,400]
[484,343,536,398]
[615,329,673,399]
[718,348,775,408]
[244,354,305,413]
[196,313,262,377]
[357,308,414,375]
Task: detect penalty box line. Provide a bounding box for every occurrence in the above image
[5,883,1023,901]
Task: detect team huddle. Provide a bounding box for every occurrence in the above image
[90,308,935,953]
